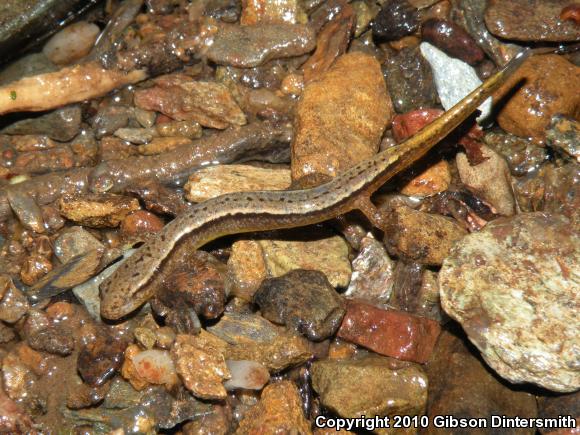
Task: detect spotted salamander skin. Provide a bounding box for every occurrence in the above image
[99,49,530,320]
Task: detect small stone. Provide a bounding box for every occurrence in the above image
[1,106,81,142]
[28,324,75,356]
[345,234,395,305]
[496,54,580,140]
[114,127,156,144]
[91,105,131,138]
[134,75,246,129]
[311,355,428,418]
[208,313,312,372]
[20,254,52,286]
[236,380,311,434]
[66,376,111,410]
[401,159,451,197]
[120,210,165,237]
[383,48,438,114]
[137,136,193,155]
[0,275,30,323]
[206,23,315,68]
[53,226,104,264]
[338,300,441,363]
[155,120,202,139]
[384,205,468,266]
[253,270,346,341]
[483,130,549,176]
[292,52,393,182]
[456,145,515,216]
[372,0,420,41]
[121,344,149,391]
[228,233,351,299]
[224,360,270,391]
[42,21,100,65]
[420,42,492,123]
[134,108,157,128]
[134,327,157,350]
[132,349,179,386]
[240,0,307,24]
[440,212,580,392]
[327,338,357,360]
[77,334,125,387]
[184,164,291,202]
[58,193,140,228]
[172,334,230,400]
[547,115,580,163]
[6,189,45,233]
[485,0,580,42]
[155,326,176,349]
[424,330,538,433]
[421,18,484,65]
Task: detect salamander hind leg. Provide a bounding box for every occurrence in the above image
[353,195,389,233]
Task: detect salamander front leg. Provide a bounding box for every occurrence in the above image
[353,195,389,233]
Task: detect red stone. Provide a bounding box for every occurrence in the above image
[392,109,444,143]
[337,300,441,363]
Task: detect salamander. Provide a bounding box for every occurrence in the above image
[99,48,531,320]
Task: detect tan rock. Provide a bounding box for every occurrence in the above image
[228,234,351,299]
[184,164,291,202]
[236,381,312,434]
[496,55,580,140]
[58,193,140,228]
[384,206,468,266]
[172,333,231,400]
[400,160,451,197]
[240,0,307,25]
[292,52,393,183]
[456,145,515,216]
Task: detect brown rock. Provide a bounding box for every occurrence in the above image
[421,18,484,65]
[401,160,451,197]
[0,275,30,323]
[496,55,580,140]
[236,380,312,434]
[58,193,140,228]
[423,329,537,434]
[311,355,428,418]
[228,233,351,300]
[485,0,580,42]
[384,205,468,266]
[292,52,393,183]
[155,119,202,139]
[120,210,165,236]
[137,137,193,155]
[20,254,52,285]
[240,0,306,24]
[53,226,104,264]
[337,300,441,363]
[135,75,246,129]
[184,164,291,202]
[172,334,230,400]
[456,145,515,216]
[28,324,75,356]
[77,333,125,387]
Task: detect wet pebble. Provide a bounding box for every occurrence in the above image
[20,254,52,286]
[208,313,312,372]
[440,212,580,392]
[1,106,81,142]
[54,226,104,264]
[384,205,468,266]
[293,52,392,183]
[155,119,202,139]
[42,21,100,65]
[456,144,515,216]
[421,18,485,65]
[483,130,549,176]
[131,349,178,387]
[372,0,420,41]
[240,0,307,24]
[66,377,111,410]
[420,42,492,123]
[114,127,156,144]
[184,164,291,202]
[383,48,438,113]
[253,269,346,341]
[171,333,230,400]
[224,360,270,390]
[236,380,312,434]
[6,190,45,233]
[27,324,75,356]
[77,334,125,387]
[205,23,316,68]
[311,355,428,418]
[496,54,580,140]
[228,233,351,299]
[485,0,580,42]
[91,105,132,138]
[338,299,441,363]
[546,115,580,163]
[0,275,30,323]
[425,330,538,432]
[120,210,164,236]
[58,193,140,228]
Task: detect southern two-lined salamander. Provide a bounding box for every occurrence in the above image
[99,48,531,320]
